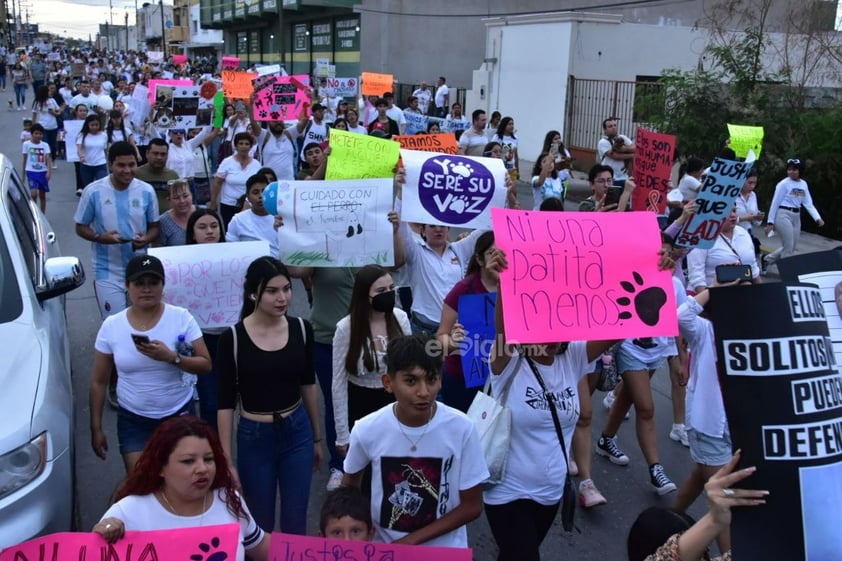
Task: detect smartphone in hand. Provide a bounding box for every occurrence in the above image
[131,333,151,345]
[715,264,752,284]
[604,186,623,207]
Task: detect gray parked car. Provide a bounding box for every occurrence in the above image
[0,155,85,547]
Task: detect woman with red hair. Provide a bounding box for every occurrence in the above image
[92,416,270,561]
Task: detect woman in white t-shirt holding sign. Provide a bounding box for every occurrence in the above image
[94,416,270,561]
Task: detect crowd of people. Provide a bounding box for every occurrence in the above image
[11,44,822,561]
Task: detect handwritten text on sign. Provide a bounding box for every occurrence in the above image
[326,129,400,180]
[395,133,458,154]
[491,208,677,344]
[222,70,258,100]
[401,149,507,230]
[631,128,675,213]
[263,178,395,267]
[0,524,239,561]
[727,123,764,159]
[269,531,472,561]
[361,71,394,97]
[676,157,753,249]
[459,294,497,388]
[149,241,270,328]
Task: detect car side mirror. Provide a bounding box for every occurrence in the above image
[36,256,85,302]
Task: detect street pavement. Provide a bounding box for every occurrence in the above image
[3,102,835,560]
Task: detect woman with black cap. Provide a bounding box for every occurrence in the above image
[89,254,212,473]
[763,157,824,271]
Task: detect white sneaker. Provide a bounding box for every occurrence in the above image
[326,467,344,491]
[51,163,57,169]
[670,424,690,447]
[578,479,607,507]
[602,389,630,420]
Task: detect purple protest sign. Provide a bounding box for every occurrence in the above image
[400,149,507,229]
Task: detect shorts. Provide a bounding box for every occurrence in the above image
[687,427,732,466]
[117,400,196,454]
[616,344,665,374]
[93,279,129,320]
[26,170,49,192]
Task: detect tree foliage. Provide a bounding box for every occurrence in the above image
[635,0,842,238]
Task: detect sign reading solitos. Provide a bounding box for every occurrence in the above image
[401,149,507,229]
[490,208,677,344]
[712,282,842,561]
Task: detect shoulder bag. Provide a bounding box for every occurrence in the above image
[525,356,577,532]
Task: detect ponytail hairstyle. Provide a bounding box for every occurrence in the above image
[239,257,291,319]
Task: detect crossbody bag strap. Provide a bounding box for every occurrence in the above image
[482,346,521,405]
[230,324,240,411]
[525,356,570,466]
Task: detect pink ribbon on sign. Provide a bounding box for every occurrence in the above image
[647,190,661,213]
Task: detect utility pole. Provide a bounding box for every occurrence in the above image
[159,0,166,54]
[278,3,284,68]
[125,11,129,51]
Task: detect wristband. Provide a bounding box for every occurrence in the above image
[313,438,323,443]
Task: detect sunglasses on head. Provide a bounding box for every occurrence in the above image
[787,158,801,165]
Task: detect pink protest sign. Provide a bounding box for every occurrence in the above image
[148,78,192,105]
[490,208,678,343]
[222,56,240,69]
[631,127,676,213]
[172,54,187,65]
[270,532,473,561]
[0,524,239,561]
[252,74,311,121]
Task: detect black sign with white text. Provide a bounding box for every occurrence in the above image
[712,282,842,561]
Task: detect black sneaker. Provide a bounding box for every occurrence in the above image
[596,435,630,466]
[649,463,677,495]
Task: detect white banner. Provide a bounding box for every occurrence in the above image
[400,149,507,230]
[325,77,358,97]
[149,241,270,328]
[263,178,395,267]
[129,84,151,129]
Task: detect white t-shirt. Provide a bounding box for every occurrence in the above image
[100,490,263,561]
[347,124,367,135]
[483,344,589,506]
[385,106,406,128]
[344,403,489,547]
[226,210,278,256]
[677,174,702,201]
[167,128,210,179]
[298,119,329,160]
[94,304,201,417]
[215,156,262,206]
[257,128,298,180]
[77,131,108,167]
[597,134,633,180]
[686,225,760,289]
[434,84,449,109]
[412,88,432,114]
[22,140,50,172]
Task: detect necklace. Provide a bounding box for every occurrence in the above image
[159,488,208,521]
[393,402,435,452]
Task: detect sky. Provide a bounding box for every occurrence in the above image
[30,0,141,40]
[28,0,842,42]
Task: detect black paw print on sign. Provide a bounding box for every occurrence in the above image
[616,271,667,327]
[259,110,268,118]
[270,111,280,120]
[190,536,228,561]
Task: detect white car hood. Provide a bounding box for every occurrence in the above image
[0,320,43,449]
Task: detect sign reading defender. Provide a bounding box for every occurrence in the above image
[711,282,842,561]
[400,149,507,229]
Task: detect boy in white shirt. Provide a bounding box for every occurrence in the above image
[22,123,51,212]
[225,173,278,256]
[342,334,488,547]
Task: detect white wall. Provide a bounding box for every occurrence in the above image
[189,4,223,45]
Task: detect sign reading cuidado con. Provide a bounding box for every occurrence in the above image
[491,208,677,344]
[0,524,239,561]
[711,282,842,561]
[269,532,472,561]
[149,241,270,328]
[401,149,507,229]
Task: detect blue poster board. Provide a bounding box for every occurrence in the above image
[458,293,497,388]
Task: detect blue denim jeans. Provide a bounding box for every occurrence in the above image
[237,406,314,533]
[14,83,26,107]
[196,332,219,433]
[314,341,342,472]
[80,163,108,188]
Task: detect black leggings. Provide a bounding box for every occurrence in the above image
[485,499,560,561]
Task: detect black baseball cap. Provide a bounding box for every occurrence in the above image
[125,255,165,282]
[311,102,326,111]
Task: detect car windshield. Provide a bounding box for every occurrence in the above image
[0,226,23,323]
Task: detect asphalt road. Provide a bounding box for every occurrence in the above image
[0,102,720,560]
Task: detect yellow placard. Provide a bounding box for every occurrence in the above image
[727,124,764,159]
[326,129,400,180]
